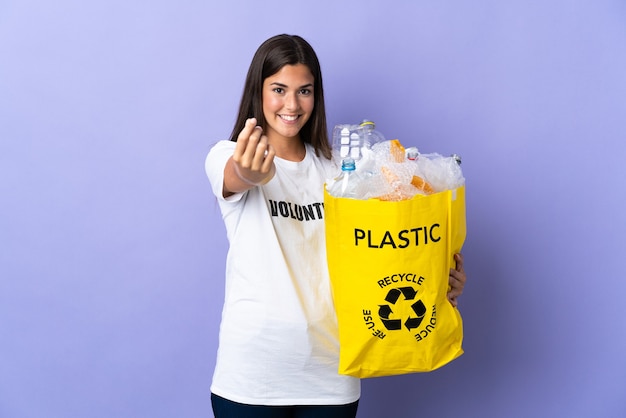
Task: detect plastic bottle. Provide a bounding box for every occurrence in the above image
[332,124,361,160]
[413,152,464,192]
[445,154,465,189]
[357,120,386,149]
[327,158,361,198]
[332,120,386,162]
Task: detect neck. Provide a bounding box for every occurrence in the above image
[270,137,306,162]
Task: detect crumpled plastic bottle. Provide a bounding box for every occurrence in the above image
[327,158,362,198]
[410,152,465,193]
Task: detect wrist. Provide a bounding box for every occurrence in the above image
[233,163,275,186]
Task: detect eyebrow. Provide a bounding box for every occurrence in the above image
[270,82,314,89]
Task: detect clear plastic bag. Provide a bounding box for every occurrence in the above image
[327,126,465,200]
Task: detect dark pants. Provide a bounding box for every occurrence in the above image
[211,393,359,418]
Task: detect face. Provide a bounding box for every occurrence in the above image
[262,64,315,144]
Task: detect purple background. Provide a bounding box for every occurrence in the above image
[2,1,625,417]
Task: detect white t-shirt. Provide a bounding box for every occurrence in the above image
[205,140,360,406]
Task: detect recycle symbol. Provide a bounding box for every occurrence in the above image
[378,286,427,331]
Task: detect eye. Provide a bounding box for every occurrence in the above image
[299,88,312,96]
[272,87,284,94]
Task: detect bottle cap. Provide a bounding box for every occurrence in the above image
[341,158,356,171]
[405,147,420,160]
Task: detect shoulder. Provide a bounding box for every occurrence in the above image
[206,140,235,169]
[205,140,237,199]
[208,139,236,156]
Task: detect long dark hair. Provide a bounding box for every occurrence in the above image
[229,34,332,159]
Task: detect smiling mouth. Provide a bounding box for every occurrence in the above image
[279,114,300,122]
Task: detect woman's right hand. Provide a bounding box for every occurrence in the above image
[223,118,276,196]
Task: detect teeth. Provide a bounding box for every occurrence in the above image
[280,115,298,121]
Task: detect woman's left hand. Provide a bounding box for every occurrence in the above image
[447,253,466,307]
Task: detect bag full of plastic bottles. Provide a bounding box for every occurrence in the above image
[324,120,466,378]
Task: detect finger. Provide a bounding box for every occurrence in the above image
[448,277,462,291]
[250,134,271,171]
[448,276,463,292]
[448,269,466,290]
[252,137,275,172]
[454,253,464,272]
[233,118,258,160]
[237,117,257,141]
[449,267,466,282]
[447,282,463,299]
[253,143,276,184]
[240,126,264,167]
[449,268,465,290]
[261,144,276,172]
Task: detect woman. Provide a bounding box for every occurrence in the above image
[205,34,466,418]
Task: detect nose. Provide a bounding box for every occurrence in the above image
[284,92,298,111]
